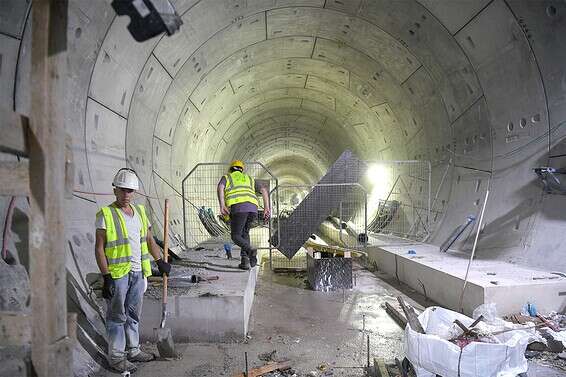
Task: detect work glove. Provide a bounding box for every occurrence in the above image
[155,258,171,276]
[102,273,115,300]
[263,207,271,222]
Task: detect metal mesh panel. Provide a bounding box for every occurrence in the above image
[270,183,367,270]
[272,150,367,258]
[181,162,277,249]
[365,160,431,242]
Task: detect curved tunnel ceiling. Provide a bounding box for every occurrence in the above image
[3,0,565,273]
[77,0,566,271]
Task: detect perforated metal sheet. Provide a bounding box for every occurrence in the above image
[272,150,367,258]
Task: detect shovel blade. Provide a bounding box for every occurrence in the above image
[154,327,177,358]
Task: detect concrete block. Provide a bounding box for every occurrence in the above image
[366,241,566,316]
[307,252,352,291]
[140,261,259,342]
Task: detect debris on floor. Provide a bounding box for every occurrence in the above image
[232,360,292,377]
[383,298,566,376]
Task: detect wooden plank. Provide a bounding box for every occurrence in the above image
[397,297,425,334]
[232,361,292,377]
[0,107,28,156]
[384,301,408,329]
[0,161,29,196]
[0,312,32,345]
[374,358,390,377]
[29,0,72,376]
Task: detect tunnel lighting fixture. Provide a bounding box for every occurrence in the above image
[111,0,183,42]
[366,163,392,216]
[367,163,390,187]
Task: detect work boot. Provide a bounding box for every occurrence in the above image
[109,359,137,373]
[128,350,155,362]
[249,249,258,268]
[238,257,251,270]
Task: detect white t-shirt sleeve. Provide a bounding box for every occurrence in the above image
[95,213,106,230]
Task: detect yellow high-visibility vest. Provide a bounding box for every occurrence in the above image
[98,203,152,279]
[224,171,259,207]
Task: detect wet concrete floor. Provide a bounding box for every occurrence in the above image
[95,263,566,376]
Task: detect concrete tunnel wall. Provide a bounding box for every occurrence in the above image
[1,0,566,371]
[2,0,566,275]
[2,0,566,276]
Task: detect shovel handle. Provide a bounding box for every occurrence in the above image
[162,199,169,305]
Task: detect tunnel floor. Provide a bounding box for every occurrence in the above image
[92,263,566,377]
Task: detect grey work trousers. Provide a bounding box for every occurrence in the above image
[230,211,257,259]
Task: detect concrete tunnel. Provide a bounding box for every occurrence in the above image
[1,0,566,375]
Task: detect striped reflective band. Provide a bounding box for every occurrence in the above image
[107,256,131,264]
[109,206,127,242]
[142,253,150,261]
[106,239,130,248]
[225,193,257,200]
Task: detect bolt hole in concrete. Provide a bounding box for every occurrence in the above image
[520,118,527,128]
[508,121,514,132]
[73,235,81,247]
[547,5,558,17]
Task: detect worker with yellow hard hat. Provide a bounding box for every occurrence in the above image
[217,160,270,270]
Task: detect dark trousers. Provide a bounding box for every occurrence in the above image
[230,212,257,259]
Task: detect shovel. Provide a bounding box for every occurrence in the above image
[154,199,177,358]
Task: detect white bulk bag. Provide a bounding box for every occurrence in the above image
[404,307,532,377]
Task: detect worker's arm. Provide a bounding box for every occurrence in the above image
[95,229,109,274]
[260,186,271,220]
[147,227,171,275]
[146,227,162,260]
[218,182,230,216]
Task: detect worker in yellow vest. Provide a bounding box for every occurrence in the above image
[94,168,171,373]
[217,160,270,270]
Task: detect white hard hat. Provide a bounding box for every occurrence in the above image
[112,168,139,190]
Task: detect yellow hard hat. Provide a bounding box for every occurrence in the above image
[230,160,244,170]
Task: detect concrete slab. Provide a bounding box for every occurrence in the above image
[139,247,259,342]
[366,235,566,316]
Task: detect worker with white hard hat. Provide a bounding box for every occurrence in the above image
[94,168,171,373]
[217,160,270,270]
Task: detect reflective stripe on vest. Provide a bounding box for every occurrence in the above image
[224,171,259,207]
[99,203,152,279]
